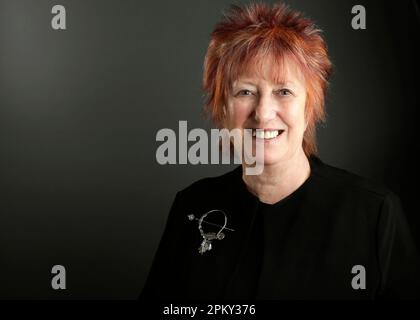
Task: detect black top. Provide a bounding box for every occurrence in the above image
[141,156,420,300]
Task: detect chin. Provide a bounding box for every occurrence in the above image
[256,148,288,166]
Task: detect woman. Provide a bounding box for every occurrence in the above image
[141,2,420,299]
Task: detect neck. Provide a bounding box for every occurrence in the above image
[242,149,311,204]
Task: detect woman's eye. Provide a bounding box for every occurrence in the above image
[237,89,253,96]
[277,89,292,96]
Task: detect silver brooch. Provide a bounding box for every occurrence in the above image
[188,210,235,255]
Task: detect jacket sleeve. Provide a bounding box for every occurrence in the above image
[139,192,189,300]
[376,191,420,299]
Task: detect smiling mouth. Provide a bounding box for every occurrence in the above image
[251,129,285,140]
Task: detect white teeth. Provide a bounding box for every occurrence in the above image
[254,130,281,139]
[256,131,264,139]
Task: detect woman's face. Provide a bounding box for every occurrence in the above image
[225,57,308,166]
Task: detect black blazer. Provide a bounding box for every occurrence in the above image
[141,156,420,300]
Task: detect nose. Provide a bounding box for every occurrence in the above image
[253,92,277,123]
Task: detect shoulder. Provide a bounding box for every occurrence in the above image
[310,156,394,204]
[175,157,398,207]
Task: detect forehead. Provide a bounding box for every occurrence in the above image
[232,53,305,87]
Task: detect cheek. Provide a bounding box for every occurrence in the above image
[227,102,252,128]
[283,99,306,130]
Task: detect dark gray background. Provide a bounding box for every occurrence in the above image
[0,0,418,299]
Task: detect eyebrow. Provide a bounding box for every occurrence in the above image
[233,80,297,88]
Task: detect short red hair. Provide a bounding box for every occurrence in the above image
[202,2,333,156]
